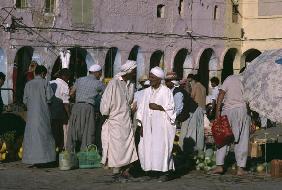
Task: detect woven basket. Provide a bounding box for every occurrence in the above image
[77,145,101,169]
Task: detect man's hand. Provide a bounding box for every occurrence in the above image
[149,103,164,111]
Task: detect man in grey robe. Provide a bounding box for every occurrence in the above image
[100,60,138,180]
[22,65,56,166]
[66,64,105,152]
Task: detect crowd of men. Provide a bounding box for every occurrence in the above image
[0,59,251,181]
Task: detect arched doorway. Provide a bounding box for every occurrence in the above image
[0,48,9,104]
[14,46,34,103]
[221,48,237,82]
[128,45,144,81]
[150,50,164,69]
[242,49,261,66]
[51,47,88,85]
[173,48,189,79]
[104,47,121,78]
[198,48,217,93]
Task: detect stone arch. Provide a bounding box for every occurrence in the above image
[150,50,164,69]
[173,48,189,79]
[104,47,121,78]
[13,46,34,103]
[241,49,261,67]
[128,45,145,81]
[197,48,218,93]
[221,48,238,82]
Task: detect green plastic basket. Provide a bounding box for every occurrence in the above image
[77,144,101,169]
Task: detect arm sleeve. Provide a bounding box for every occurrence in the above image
[62,85,70,104]
[23,83,29,104]
[100,81,113,115]
[174,92,184,117]
[46,82,54,103]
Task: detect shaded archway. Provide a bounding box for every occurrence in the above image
[221,48,237,82]
[104,47,121,78]
[51,47,88,85]
[128,45,145,81]
[242,49,261,66]
[150,50,164,69]
[173,48,189,79]
[198,48,217,93]
[14,46,34,103]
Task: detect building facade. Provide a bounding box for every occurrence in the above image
[0,0,280,104]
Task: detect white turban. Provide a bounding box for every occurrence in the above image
[116,60,137,77]
[150,66,165,79]
[89,64,102,72]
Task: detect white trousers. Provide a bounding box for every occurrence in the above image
[216,106,251,167]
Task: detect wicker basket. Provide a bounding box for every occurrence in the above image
[77,145,101,169]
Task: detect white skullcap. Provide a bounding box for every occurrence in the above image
[150,66,165,79]
[89,64,102,72]
[171,80,180,87]
[144,80,150,86]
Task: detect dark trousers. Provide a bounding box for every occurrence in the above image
[51,119,65,151]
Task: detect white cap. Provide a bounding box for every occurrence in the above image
[89,64,102,72]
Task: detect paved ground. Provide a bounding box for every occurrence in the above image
[0,161,282,190]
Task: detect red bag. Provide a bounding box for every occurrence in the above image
[211,115,234,148]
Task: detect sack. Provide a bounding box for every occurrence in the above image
[211,115,234,148]
[77,144,101,169]
[59,151,78,170]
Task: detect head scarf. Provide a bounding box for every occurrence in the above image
[150,66,165,79]
[116,60,137,77]
[165,71,177,80]
[171,80,180,87]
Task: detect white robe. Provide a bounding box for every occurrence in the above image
[100,77,138,167]
[137,85,176,172]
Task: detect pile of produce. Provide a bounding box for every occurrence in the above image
[249,162,271,173]
[193,149,216,172]
[0,131,23,161]
[0,142,8,161]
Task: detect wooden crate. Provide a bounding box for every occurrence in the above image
[271,160,282,177]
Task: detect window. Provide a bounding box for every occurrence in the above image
[178,0,184,17]
[157,4,165,18]
[16,0,27,9]
[45,0,56,13]
[72,0,93,25]
[232,4,239,23]
[213,5,219,20]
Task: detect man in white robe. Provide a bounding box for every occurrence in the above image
[137,67,176,181]
[100,60,138,180]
